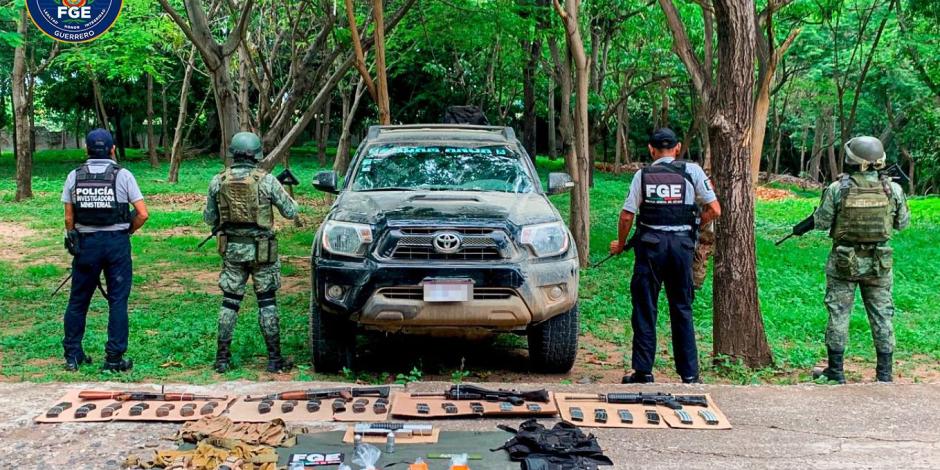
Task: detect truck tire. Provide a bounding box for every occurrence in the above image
[527,303,579,373]
[309,300,355,373]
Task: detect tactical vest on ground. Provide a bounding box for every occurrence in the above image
[217,167,274,229]
[831,173,894,244]
[638,161,698,228]
[71,163,130,226]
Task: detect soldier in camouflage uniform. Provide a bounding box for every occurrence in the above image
[802,136,910,383]
[204,132,299,373]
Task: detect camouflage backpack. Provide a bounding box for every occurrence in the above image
[831,174,893,244]
[217,168,274,229]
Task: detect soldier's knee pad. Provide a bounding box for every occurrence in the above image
[257,290,277,309]
[222,292,245,312]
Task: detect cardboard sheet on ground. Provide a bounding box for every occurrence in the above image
[282,431,515,469]
[554,393,731,429]
[227,396,392,423]
[391,392,558,419]
[341,426,441,444]
[35,390,234,423]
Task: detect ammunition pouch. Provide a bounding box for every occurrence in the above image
[833,245,860,278]
[219,234,277,264]
[875,246,893,276]
[217,235,228,256]
[255,237,277,264]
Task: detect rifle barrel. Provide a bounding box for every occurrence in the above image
[774,233,794,246]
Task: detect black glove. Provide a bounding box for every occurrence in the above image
[65,229,81,257]
[792,212,815,236]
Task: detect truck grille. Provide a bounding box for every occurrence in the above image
[378,286,517,300]
[388,227,506,261]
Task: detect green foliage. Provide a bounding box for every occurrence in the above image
[395,366,424,385]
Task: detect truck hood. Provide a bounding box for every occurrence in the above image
[329,190,559,226]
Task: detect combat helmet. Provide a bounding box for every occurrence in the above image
[229,132,263,162]
[844,136,886,171]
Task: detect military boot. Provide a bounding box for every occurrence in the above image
[813,349,846,384]
[264,335,293,373]
[876,352,893,382]
[102,355,134,372]
[214,340,232,373]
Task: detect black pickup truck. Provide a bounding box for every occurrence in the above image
[310,124,579,372]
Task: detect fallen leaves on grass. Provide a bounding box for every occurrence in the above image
[756,186,794,201]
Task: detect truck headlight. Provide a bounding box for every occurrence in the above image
[322,220,373,257]
[520,222,569,258]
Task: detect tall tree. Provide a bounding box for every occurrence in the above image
[158,0,255,161]
[12,6,30,201]
[345,0,392,125]
[659,0,773,367]
[553,0,591,268]
[750,0,801,182]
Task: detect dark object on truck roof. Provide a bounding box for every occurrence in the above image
[443,105,489,125]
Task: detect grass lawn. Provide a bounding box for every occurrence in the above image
[1,149,938,384]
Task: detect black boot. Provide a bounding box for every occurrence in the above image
[813,349,845,384]
[264,335,293,373]
[876,352,893,382]
[102,355,133,372]
[214,340,232,373]
[621,372,655,384]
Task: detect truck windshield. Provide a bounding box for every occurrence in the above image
[351,145,535,193]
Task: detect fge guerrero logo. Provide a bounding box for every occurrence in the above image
[27,0,123,43]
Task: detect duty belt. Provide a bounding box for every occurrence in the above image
[225,235,259,245]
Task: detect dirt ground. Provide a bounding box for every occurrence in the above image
[1,381,937,469]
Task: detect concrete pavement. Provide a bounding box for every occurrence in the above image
[0,381,937,469]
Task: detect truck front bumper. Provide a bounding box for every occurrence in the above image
[313,257,579,332]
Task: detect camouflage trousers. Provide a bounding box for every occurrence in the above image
[824,272,895,354]
[217,257,282,344]
[692,224,715,289]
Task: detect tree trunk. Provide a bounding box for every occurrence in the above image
[335,77,367,176]
[798,123,808,175]
[547,76,557,159]
[554,0,591,268]
[900,145,914,194]
[168,47,196,184]
[317,95,334,166]
[90,74,109,129]
[826,112,838,181]
[13,6,32,201]
[708,0,773,368]
[522,37,540,158]
[161,85,169,154]
[147,73,158,167]
[238,47,250,132]
[372,0,391,125]
[113,108,126,160]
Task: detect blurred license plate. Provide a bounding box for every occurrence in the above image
[422,279,473,302]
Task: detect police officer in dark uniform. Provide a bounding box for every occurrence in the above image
[609,128,721,384]
[60,129,149,372]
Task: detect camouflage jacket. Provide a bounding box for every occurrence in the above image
[204,163,299,241]
[814,171,910,237]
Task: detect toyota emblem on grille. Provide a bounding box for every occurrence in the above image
[432,232,462,254]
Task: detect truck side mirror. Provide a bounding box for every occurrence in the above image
[313,170,339,194]
[547,172,574,195]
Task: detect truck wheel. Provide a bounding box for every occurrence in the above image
[309,300,355,373]
[527,303,579,373]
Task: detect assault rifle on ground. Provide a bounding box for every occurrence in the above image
[78,390,228,401]
[412,385,550,405]
[566,392,708,410]
[244,386,390,402]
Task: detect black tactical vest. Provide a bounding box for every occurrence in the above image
[637,161,698,228]
[72,163,130,226]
